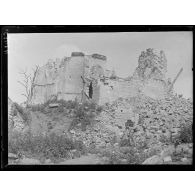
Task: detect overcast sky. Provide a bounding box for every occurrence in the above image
[8,32,193,103]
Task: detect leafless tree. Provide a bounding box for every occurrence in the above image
[18,65,39,106]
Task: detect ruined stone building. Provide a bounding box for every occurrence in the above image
[30,48,177,105]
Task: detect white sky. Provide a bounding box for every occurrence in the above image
[8,32,193,103]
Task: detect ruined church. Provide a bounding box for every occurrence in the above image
[30,48,181,105]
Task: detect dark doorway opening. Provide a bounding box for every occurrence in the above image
[89,82,93,99]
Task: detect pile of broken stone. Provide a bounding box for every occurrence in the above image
[70,93,193,164]
[133,94,193,164]
[8,92,193,164]
[135,94,193,141]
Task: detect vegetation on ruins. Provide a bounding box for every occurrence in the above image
[8,48,193,165]
[17,66,39,106]
[8,129,87,163]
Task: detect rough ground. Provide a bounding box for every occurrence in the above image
[8,94,193,165]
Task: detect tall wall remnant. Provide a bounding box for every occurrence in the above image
[133,48,167,80]
[30,49,175,105]
[31,52,108,104]
[131,48,171,99]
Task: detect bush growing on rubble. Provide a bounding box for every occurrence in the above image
[8,129,87,161]
[178,123,193,143]
[100,145,158,164]
[69,101,103,131]
[100,126,157,164]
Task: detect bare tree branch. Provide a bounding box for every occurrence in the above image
[21,94,28,98]
[18,65,40,106]
[17,81,27,89]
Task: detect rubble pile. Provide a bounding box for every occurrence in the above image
[8,93,193,164]
[134,94,193,142]
[69,93,193,163]
[8,98,25,132]
[69,98,139,149]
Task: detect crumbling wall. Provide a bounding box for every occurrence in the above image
[57,55,84,101]
[83,54,107,103]
[31,53,107,105]
[96,48,171,104]
[133,48,167,80]
[31,48,172,105]
[31,57,68,104]
[131,48,170,99]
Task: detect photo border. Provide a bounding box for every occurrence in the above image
[1,25,194,171]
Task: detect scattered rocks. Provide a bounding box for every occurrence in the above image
[8,97,26,132]
[71,149,81,158]
[8,153,18,160]
[177,144,193,156]
[68,91,192,165]
[134,94,193,143]
[160,145,175,158]
[181,158,190,163]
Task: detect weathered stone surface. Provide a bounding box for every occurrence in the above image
[142,155,163,164]
[49,103,59,108]
[133,48,167,81]
[181,157,189,163]
[8,153,18,159]
[163,156,172,163]
[8,97,26,132]
[132,48,171,99]
[30,48,174,105]
[160,145,175,158]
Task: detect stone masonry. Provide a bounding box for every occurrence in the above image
[30,49,176,105]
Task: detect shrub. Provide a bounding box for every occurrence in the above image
[96,105,104,113]
[100,145,158,164]
[99,127,157,164]
[178,123,193,143]
[8,130,87,161]
[69,102,103,131]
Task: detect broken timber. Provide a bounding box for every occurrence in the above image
[168,68,183,92]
